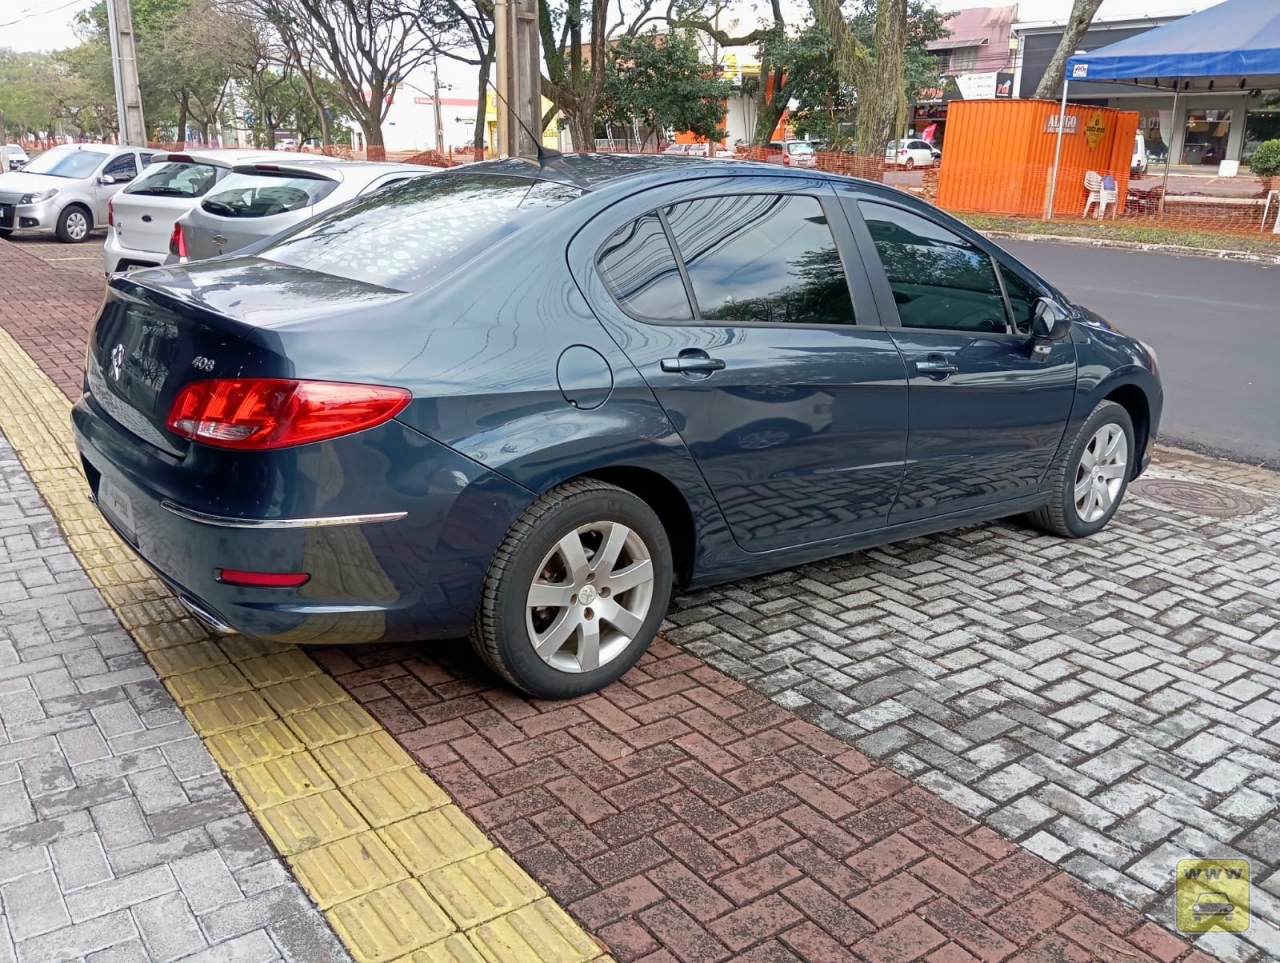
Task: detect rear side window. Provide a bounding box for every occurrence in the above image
[202,173,338,218]
[859,201,1008,334]
[258,172,584,292]
[597,213,692,320]
[103,153,139,181]
[664,194,854,326]
[126,161,219,197]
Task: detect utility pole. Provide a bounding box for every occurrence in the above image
[106,0,147,146]
[493,0,540,158]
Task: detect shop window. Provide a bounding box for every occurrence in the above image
[1181,109,1233,166]
[1244,95,1280,165]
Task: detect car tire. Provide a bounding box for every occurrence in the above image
[905,157,915,170]
[1027,400,1135,538]
[56,205,92,244]
[471,478,673,698]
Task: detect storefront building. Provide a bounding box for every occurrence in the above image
[1014,13,1277,171]
[910,6,1017,147]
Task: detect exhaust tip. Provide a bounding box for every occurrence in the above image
[179,596,236,635]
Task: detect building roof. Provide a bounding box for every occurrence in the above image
[927,6,1016,51]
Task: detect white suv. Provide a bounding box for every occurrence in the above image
[0,143,154,242]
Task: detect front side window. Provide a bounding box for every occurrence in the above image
[664,194,854,326]
[859,201,1008,334]
[999,263,1042,335]
[103,153,138,181]
[597,212,692,319]
[126,161,219,197]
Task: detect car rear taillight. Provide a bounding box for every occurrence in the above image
[216,569,310,587]
[107,197,114,227]
[169,223,187,257]
[166,378,411,450]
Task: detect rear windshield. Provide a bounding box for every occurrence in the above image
[201,171,338,218]
[126,161,219,197]
[788,142,813,154]
[257,171,584,293]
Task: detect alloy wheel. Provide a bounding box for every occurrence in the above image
[1074,423,1128,523]
[525,521,655,673]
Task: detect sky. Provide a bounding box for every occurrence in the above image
[0,0,1232,53]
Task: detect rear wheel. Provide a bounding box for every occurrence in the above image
[56,205,91,243]
[905,157,916,170]
[471,479,673,698]
[1028,400,1134,538]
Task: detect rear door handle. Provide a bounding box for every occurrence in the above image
[915,356,958,376]
[661,352,726,374]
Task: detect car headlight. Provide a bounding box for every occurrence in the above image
[18,188,58,204]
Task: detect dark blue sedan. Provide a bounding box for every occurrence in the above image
[73,155,1162,697]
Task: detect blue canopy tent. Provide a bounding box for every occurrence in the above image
[1046,0,1280,217]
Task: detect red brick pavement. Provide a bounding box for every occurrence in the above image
[1,232,1216,963]
[0,239,104,399]
[318,638,1212,963]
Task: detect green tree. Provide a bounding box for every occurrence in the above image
[600,29,733,146]
[0,50,68,139]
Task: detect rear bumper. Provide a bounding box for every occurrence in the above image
[104,229,164,274]
[73,394,536,644]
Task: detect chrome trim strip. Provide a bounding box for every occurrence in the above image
[161,500,407,529]
[179,596,236,635]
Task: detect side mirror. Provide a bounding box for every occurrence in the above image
[99,174,117,185]
[1032,298,1073,341]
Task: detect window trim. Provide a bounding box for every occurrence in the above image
[595,190,863,331]
[848,195,1025,338]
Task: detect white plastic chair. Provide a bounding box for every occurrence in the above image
[1084,171,1118,219]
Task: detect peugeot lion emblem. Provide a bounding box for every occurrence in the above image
[110,344,125,381]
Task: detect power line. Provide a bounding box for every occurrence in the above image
[0,0,90,30]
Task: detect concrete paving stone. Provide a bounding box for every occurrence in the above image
[1,869,70,940]
[169,851,242,915]
[131,892,206,962]
[50,832,112,892]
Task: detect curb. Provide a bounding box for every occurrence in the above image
[978,228,1280,265]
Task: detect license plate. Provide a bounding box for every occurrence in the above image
[98,478,136,539]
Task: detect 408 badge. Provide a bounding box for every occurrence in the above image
[1176,859,1249,933]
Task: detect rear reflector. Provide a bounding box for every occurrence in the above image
[167,378,412,450]
[216,569,310,587]
[169,222,187,257]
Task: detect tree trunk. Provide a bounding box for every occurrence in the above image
[855,0,907,158]
[176,94,189,149]
[295,67,331,146]
[474,46,494,152]
[567,108,593,152]
[1034,0,1105,100]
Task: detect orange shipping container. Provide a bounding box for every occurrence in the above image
[935,99,1140,219]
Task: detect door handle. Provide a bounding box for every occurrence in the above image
[915,356,958,376]
[661,352,726,375]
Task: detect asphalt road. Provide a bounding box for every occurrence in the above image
[1001,239,1280,468]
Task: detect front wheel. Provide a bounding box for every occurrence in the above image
[471,479,673,698]
[56,205,91,243]
[1028,400,1135,538]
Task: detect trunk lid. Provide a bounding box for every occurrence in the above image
[86,258,403,456]
[112,193,193,255]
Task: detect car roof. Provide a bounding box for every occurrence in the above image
[46,143,120,155]
[149,149,305,167]
[227,159,437,181]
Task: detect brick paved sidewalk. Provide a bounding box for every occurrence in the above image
[0,436,348,963]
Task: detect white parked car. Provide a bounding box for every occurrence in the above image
[0,143,155,242]
[104,149,304,273]
[276,138,298,151]
[170,160,436,262]
[1132,132,1148,175]
[782,141,817,168]
[885,138,937,169]
[5,144,29,171]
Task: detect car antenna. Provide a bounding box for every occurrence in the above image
[484,79,591,189]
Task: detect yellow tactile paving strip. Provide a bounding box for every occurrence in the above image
[0,328,609,963]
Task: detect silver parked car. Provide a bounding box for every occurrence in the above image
[104,149,304,273]
[0,143,154,242]
[171,160,436,261]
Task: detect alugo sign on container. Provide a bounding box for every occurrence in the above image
[1045,114,1079,134]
